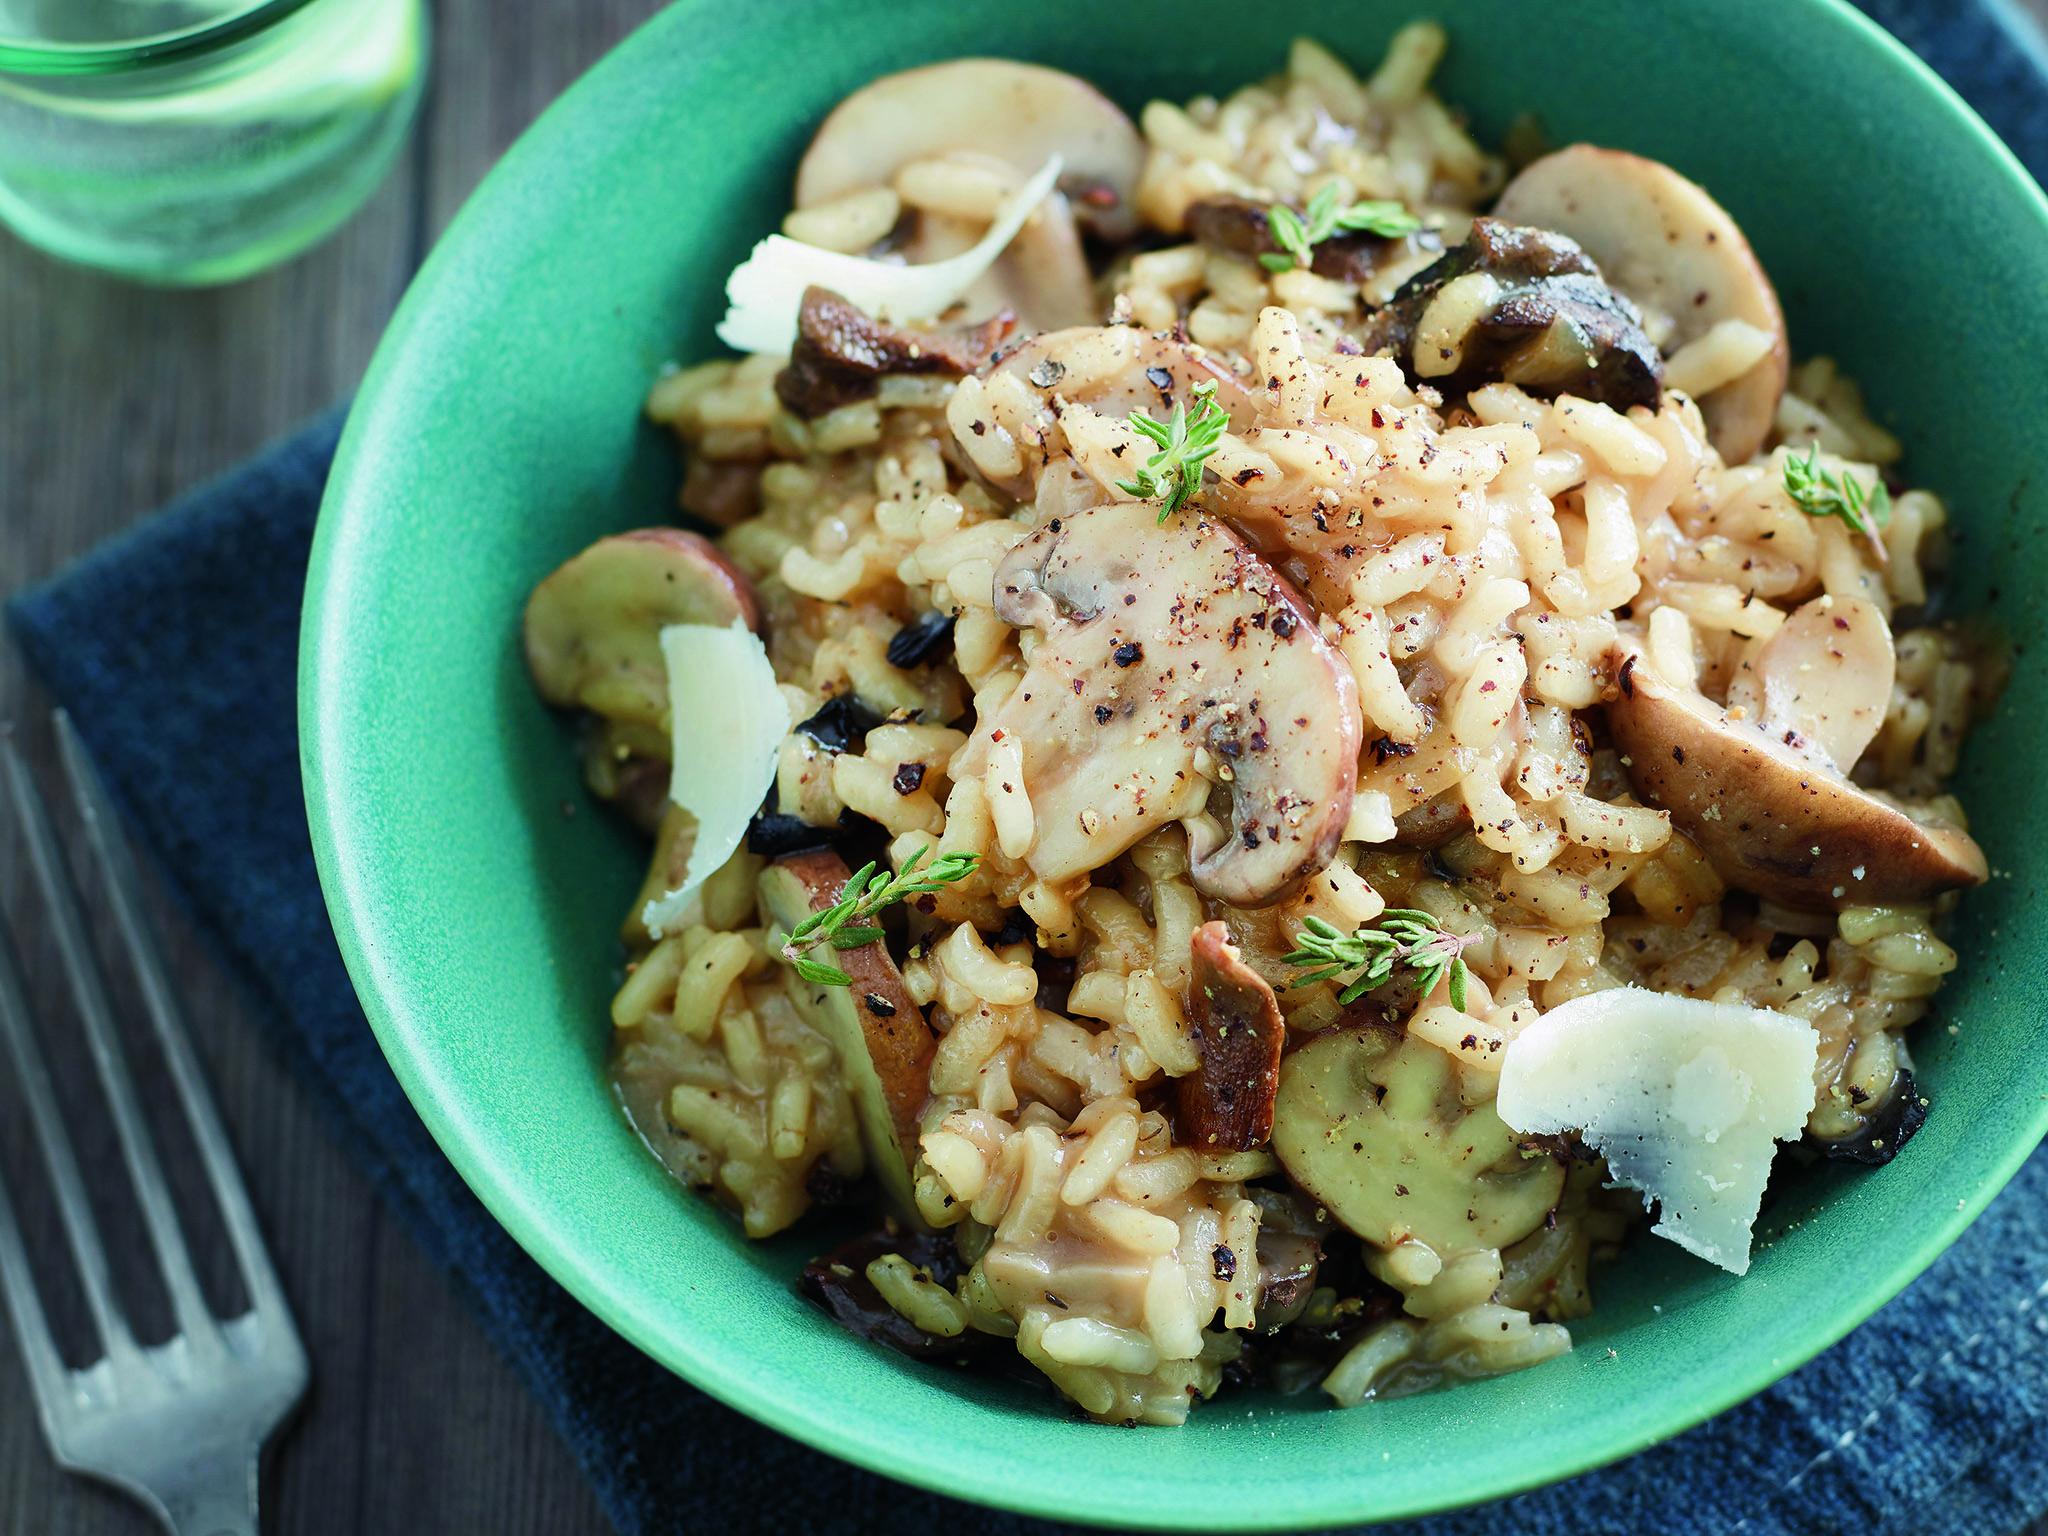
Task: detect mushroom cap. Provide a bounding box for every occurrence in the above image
[794,59,1145,241]
[967,501,1360,907]
[1606,642,1986,910]
[522,529,760,728]
[1495,145,1788,464]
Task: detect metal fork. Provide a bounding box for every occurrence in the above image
[0,712,307,1536]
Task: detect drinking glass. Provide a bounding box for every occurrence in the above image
[0,0,427,284]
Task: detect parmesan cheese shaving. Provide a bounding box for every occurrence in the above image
[1495,987,1819,1276]
[641,621,788,937]
[715,155,1063,354]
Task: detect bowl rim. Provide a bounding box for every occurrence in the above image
[300,0,2048,1525]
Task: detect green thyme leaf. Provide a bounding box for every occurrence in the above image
[1283,909,1477,1015]
[1259,183,1421,273]
[1115,379,1232,522]
[778,844,979,987]
[1783,444,1891,556]
[793,955,853,988]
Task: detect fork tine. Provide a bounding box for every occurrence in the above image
[0,1164,73,1433]
[54,713,294,1328]
[1,738,220,1355]
[0,902,138,1365]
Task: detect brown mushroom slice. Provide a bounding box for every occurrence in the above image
[793,59,1145,242]
[1607,644,1986,909]
[523,530,760,730]
[1175,922,1287,1150]
[1495,145,1788,463]
[1723,594,1894,771]
[958,326,1258,502]
[962,502,1361,906]
[1273,1025,1565,1254]
[1359,218,1662,413]
[775,285,1016,419]
[758,851,935,1219]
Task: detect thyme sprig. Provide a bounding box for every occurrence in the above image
[1260,183,1422,273]
[1117,379,1231,522]
[781,845,979,987]
[1783,444,1891,559]
[1283,911,1474,1012]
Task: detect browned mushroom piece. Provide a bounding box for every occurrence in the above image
[1184,194,1439,286]
[958,501,1361,907]
[775,286,1017,419]
[523,530,761,731]
[1175,922,1288,1150]
[1606,608,1986,909]
[1359,217,1663,413]
[1495,145,1789,464]
[758,851,936,1219]
[793,59,1146,242]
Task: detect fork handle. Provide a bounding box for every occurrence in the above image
[156,1446,260,1536]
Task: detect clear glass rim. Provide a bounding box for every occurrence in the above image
[0,0,324,76]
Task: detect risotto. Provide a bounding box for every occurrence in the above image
[521,24,1992,1424]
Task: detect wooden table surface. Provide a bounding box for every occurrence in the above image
[5,4,2048,1534]
[0,5,660,1532]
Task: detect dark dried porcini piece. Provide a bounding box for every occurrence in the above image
[745,812,841,857]
[796,693,885,754]
[964,502,1361,905]
[1185,194,1438,285]
[886,609,958,669]
[775,286,1015,418]
[1810,1068,1929,1168]
[1175,922,1288,1150]
[799,1226,989,1365]
[1361,218,1661,411]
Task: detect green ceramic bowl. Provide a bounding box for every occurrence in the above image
[301,0,2048,1525]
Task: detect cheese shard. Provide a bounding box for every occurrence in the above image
[716,156,1062,354]
[1495,987,1819,1275]
[641,621,788,937]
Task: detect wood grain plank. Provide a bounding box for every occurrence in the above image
[0,93,420,1536]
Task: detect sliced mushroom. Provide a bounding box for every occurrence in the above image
[1184,194,1439,287]
[1606,639,1987,909]
[1360,218,1662,412]
[953,326,1257,503]
[523,530,760,729]
[758,851,935,1219]
[1272,1025,1565,1253]
[775,286,1016,418]
[1175,922,1287,1150]
[794,59,1145,242]
[1495,145,1788,464]
[961,502,1361,906]
[1724,593,1894,771]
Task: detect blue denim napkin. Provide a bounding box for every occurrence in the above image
[11,4,2048,1532]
